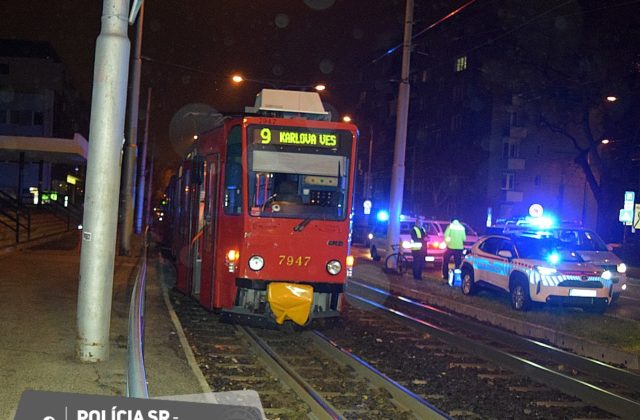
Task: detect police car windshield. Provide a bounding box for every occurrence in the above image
[513,236,583,262]
[553,229,609,252]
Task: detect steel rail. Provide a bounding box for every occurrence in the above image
[308,331,449,419]
[346,285,640,419]
[126,228,149,398]
[238,326,340,420]
[350,279,640,390]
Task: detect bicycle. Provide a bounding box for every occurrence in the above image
[384,244,412,275]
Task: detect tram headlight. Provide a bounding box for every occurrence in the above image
[225,249,240,273]
[248,255,264,271]
[345,255,354,277]
[326,259,342,275]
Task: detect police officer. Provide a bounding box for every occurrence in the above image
[442,218,467,280]
[410,219,427,280]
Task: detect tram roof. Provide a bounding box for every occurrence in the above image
[245,89,329,119]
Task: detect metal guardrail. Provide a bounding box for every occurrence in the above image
[126,228,150,398]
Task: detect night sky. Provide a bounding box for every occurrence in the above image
[1,0,424,189]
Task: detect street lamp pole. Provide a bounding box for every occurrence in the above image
[77,0,131,362]
[119,0,144,256]
[387,0,414,263]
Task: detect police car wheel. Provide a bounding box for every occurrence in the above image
[461,269,476,295]
[510,280,531,311]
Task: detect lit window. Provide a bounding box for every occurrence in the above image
[501,173,514,190]
[455,56,467,72]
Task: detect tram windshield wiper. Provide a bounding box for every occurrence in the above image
[293,215,313,232]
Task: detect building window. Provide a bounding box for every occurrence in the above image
[0,109,7,124]
[455,56,467,72]
[501,172,514,190]
[509,111,521,127]
[19,110,32,125]
[452,84,464,101]
[421,70,428,83]
[0,63,8,74]
[33,111,44,126]
[451,114,462,132]
[502,142,519,158]
[9,110,20,124]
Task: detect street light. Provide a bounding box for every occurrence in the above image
[231,74,326,92]
[606,96,617,102]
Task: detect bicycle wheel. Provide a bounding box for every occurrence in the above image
[384,253,404,274]
[397,255,410,275]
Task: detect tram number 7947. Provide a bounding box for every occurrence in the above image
[279,255,312,266]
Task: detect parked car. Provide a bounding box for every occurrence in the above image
[422,219,479,265]
[368,215,417,262]
[460,232,614,313]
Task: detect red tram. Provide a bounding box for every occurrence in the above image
[167,89,358,327]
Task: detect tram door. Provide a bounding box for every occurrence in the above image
[200,154,220,309]
[190,160,206,297]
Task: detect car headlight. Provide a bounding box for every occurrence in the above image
[401,240,413,250]
[326,260,342,275]
[536,266,557,276]
[248,255,264,271]
[617,263,627,274]
[601,270,612,280]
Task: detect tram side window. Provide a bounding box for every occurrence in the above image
[224,126,242,215]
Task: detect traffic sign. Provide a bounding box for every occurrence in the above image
[619,209,633,224]
[634,204,640,230]
[624,190,635,211]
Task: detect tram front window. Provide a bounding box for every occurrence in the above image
[249,171,347,220]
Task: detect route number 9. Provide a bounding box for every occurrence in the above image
[260,128,271,144]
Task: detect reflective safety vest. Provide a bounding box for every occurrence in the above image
[411,226,425,251]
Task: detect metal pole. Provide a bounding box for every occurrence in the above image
[387,0,414,262]
[145,152,154,230]
[119,1,144,255]
[77,0,131,362]
[135,88,151,234]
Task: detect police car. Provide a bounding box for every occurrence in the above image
[460,232,614,313]
[502,223,627,303]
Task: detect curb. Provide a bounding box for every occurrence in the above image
[156,257,213,394]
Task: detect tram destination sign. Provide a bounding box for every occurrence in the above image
[250,126,339,149]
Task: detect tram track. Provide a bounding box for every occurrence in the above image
[342,279,640,419]
[170,290,445,419]
[169,276,640,418]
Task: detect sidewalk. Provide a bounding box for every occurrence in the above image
[0,232,205,419]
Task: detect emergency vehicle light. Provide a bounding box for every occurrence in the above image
[376,210,389,222]
[546,252,561,265]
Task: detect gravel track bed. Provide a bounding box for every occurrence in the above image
[170,287,618,418]
[322,302,616,419]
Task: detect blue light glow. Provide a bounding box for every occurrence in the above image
[376,210,390,222]
[547,252,560,265]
